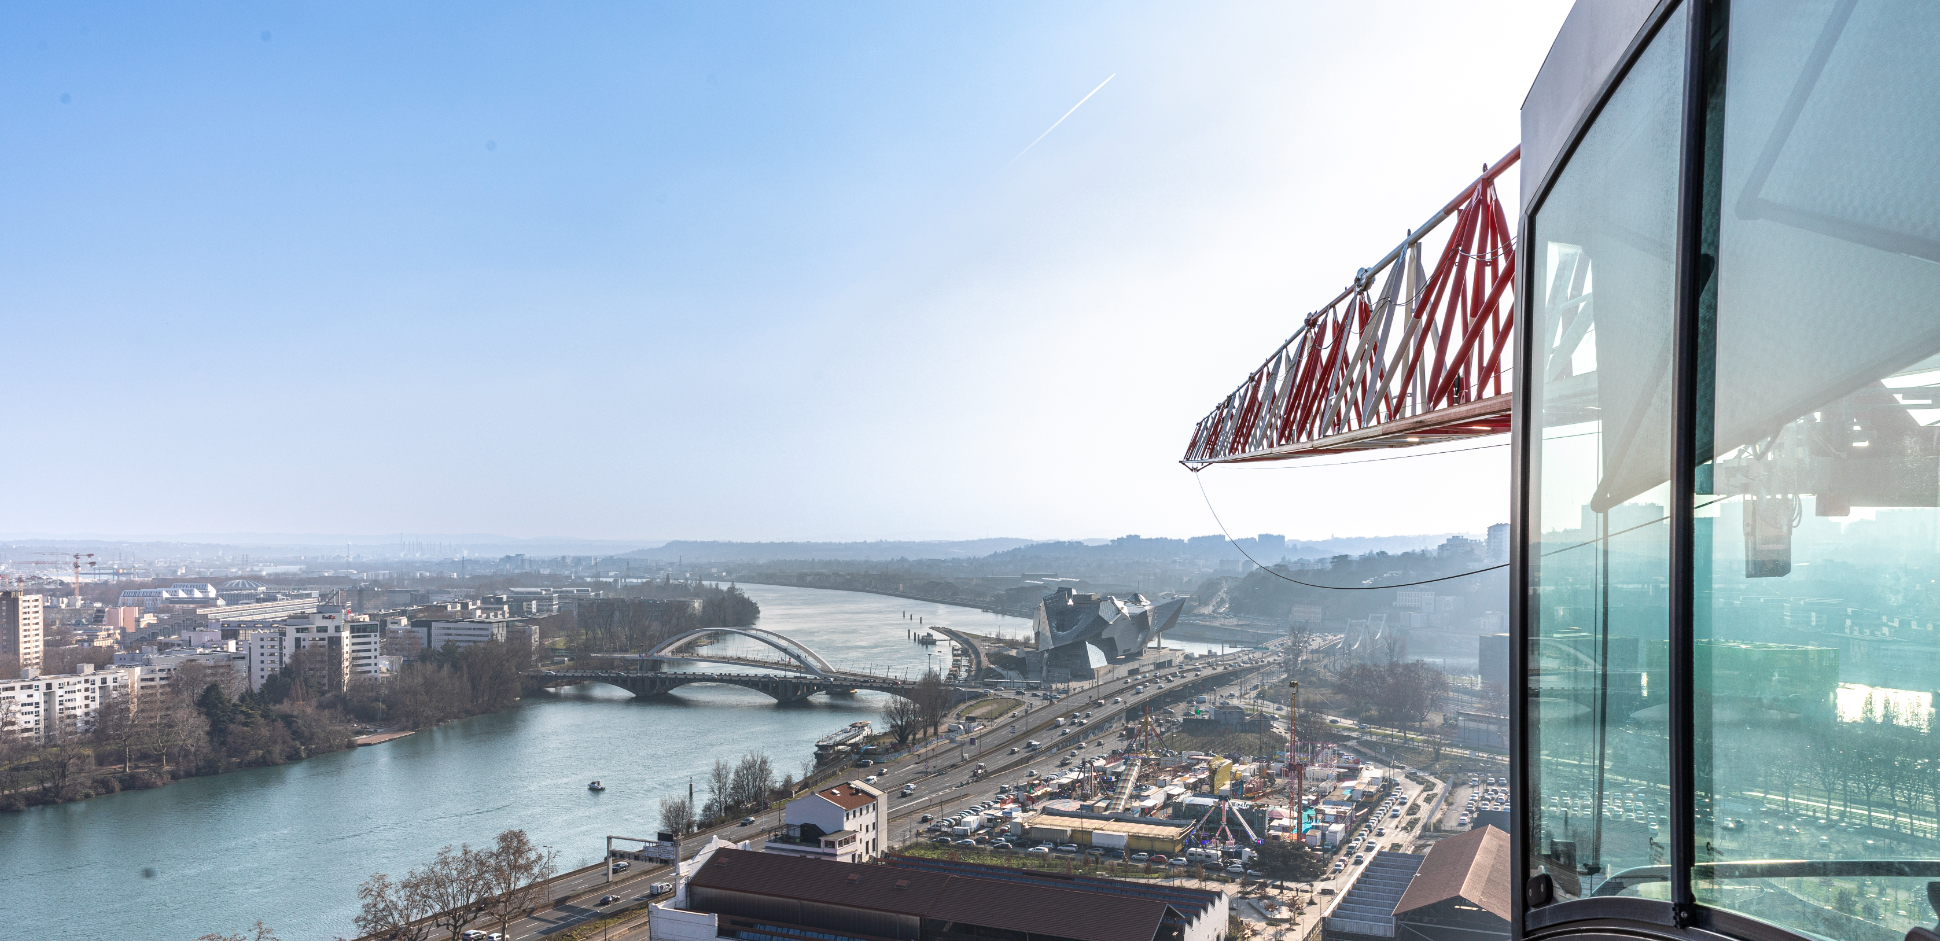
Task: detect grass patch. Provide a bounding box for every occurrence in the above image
[960,698,1024,721]
[1159,729,1286,757]
[895,845,1170,880]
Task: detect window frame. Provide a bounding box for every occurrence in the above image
[1509,0,1760,938]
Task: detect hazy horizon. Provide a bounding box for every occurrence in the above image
[4,1,1568,543]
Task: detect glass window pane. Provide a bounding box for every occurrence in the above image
[1526,10,1688,905]
[1695,1,1940,938]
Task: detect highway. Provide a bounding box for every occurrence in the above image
[377,644,1285,941]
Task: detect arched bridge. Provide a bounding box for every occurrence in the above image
[644,626,840,675]
[524,669,933,705]
[523,625,980,705]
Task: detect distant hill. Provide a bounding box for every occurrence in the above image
[983,532,1476,564]
[621,538,1044,563]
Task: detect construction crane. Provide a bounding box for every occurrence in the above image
[1288,680,1305,841]
[35,552,97,603]
[1184,148,1519,465]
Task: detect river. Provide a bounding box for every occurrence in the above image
[0,585,1030,941]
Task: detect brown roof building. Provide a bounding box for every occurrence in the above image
[1325,826,1510,941]
[664,848,1231,941]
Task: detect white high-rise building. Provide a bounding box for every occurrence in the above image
[0,591,45,671]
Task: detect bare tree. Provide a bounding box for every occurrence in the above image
[421,844,489,941]
[197,921,279,941]
[729,752,774,810]
[912,671,949,736]
[93,686,141,772]
[478,829,559,938]
[353,872,434,941]
[149,682,211,774]
[659,795,696,837]
[705,757,734,820]
[882,695,924,748]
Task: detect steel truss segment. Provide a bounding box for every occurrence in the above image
[1183,148,1520,466]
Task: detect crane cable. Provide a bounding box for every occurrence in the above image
[1192,470,1731,591]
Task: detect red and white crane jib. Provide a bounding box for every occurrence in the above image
[1183,147,1520,467]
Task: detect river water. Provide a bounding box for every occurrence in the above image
[0,585,1030,941]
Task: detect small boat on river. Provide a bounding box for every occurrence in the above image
[588,780,605,791]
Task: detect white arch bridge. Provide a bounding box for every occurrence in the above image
[523,626,972,705]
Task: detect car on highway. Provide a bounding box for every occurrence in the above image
[920,814,934,822]
[463,932,486,940]
[597,895,620,906]
[741,816,757,826]
[650,882,674,895]
[611,860,630,871]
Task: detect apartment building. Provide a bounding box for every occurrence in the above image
[113,645,248,698]
[0,663,137,743]
[0,591,45,671]
[240,608,384,692]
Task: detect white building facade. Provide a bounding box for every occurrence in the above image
[0,664,137,742]
[773,781,887,863]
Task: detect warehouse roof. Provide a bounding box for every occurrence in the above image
[1394,825,1512,920]
[688,849,1173,941]
[1027,811,1193,839]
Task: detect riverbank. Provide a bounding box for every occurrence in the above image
[353,729,417,746]
[4,583,1034,940]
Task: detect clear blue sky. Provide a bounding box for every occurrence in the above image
[1,1,1572,543]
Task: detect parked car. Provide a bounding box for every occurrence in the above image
[934,836,953,844]
[1027,846,1051,855]
[921,814,934,822]
[1130,853,1150,863]
[1057,843,1080,853]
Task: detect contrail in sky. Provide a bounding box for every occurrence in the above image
[1008,73,1116,166]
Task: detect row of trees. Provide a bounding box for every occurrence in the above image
[0,659,359,809]
[1335,659,1450,737]
[658,750,798,836]
[1,639,537,810]
[352,829,560,941]
[879,672,951,748]
[343,640,534,731]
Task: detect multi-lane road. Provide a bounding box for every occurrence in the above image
[382,645,1285,941]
